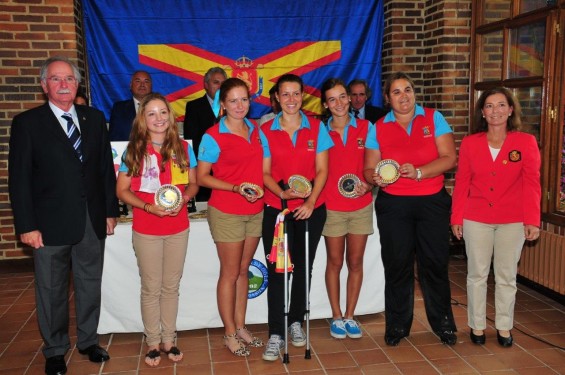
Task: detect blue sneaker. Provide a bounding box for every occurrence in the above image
[330,319,347,339]
[344,319,362,338]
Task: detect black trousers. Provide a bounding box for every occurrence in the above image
[375,188,456,335]
[262,204,326,336]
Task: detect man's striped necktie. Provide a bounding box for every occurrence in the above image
[62,113,83,162]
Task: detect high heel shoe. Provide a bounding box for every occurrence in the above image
[496,330,513,347]
[470,330,485,345]
[236,327,264,347]
[223,333,250,356]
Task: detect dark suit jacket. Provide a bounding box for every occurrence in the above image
[183,94,216,201]
[108,99,136,141]
[183,94,216,154]
[364,104,388,124]
[9,103,119,245]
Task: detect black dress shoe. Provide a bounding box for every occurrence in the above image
[436,330,457,345]
[384,328,407,346]
[496,330,513,347]
[45,355,67,375]
[78,344,110,362]
[470,330,485,344]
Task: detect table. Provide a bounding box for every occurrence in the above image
[98,209,384,333]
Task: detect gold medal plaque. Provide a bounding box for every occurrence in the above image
[239,182,264,199]
[154,184,183,211]
[338,174,361,198]
[375,159,400,184]
[288,175,312,195]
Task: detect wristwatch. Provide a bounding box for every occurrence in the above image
[416,168,422,182]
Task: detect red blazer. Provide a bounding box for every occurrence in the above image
[451,131,541,227]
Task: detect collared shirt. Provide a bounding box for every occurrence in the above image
[366,104,451,149]
[326,113,357,145]
[262,112,333,156]
[366,105,452,196]
[260,111,334,210]
[198,117,265,215]
[49,102,80,132]
[199,117,268,162]
[324,114,373,211]
[353,106,366,120]
[133,97,141,113]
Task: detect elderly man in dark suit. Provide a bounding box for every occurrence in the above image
[9,56,119,375]
[183,66,227,201]
[108,70,152,141]
[348,79,387,124]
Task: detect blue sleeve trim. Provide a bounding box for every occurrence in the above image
[365,122,379,149]
[198,134,220,163]
[433,110,453,136]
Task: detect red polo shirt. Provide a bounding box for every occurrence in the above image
[324,117,372,211]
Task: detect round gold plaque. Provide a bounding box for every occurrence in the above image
[239,182,264,199]
[338,174,361,198]
[288,175,312,195]
[154,184,183,211]
[375,159,400,184]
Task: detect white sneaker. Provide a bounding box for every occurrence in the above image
[288,322,306,347]
[262,334,284,361]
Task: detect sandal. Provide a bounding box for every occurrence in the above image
[160,345,183,362]
[223,333,250,357]
[236,327,264,347]
[144,349,161,367]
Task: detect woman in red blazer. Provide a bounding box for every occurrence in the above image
[451,87,541,348]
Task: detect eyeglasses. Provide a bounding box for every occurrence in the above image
[47,76,77,84]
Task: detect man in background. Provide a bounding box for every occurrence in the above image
[109,70,152,141]
[183,66,227,201]
[348,79,387,123]
[9,56,119,375]
[258,85,280,126]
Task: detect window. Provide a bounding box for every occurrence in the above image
[471,0,565,222]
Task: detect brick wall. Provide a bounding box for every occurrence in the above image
[0,0,84,259]
[382,0,473,190]
[0,0,473,259]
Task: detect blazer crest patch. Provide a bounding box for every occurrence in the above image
[509,150,521,162]
[357,138,365,148]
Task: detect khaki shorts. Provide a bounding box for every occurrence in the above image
[322,203,374,237]
[207,206,263,242]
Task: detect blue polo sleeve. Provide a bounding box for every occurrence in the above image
[434,111,453,137]
[317,124,334,153]
[365,122,380,150]
[260,130,271,158]
[118,150,129,173]
[187,143,197,168]
[198,134,220,163]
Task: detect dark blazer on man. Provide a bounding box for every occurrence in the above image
[9,102,119,359]
[108,99,136,141]
[364,104,388,124]
[183,94,216,201]
[9,103,119,244]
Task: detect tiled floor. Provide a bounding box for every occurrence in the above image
[0,257,563,374]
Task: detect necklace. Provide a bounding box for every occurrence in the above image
[151,141,163,147]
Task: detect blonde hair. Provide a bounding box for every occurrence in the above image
[124,93,188,176]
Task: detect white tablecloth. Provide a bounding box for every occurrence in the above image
[98,212,384,333]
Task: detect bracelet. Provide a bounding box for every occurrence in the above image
[279,191,284,199]
[143,203,150,213]
[232,185,237,193]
